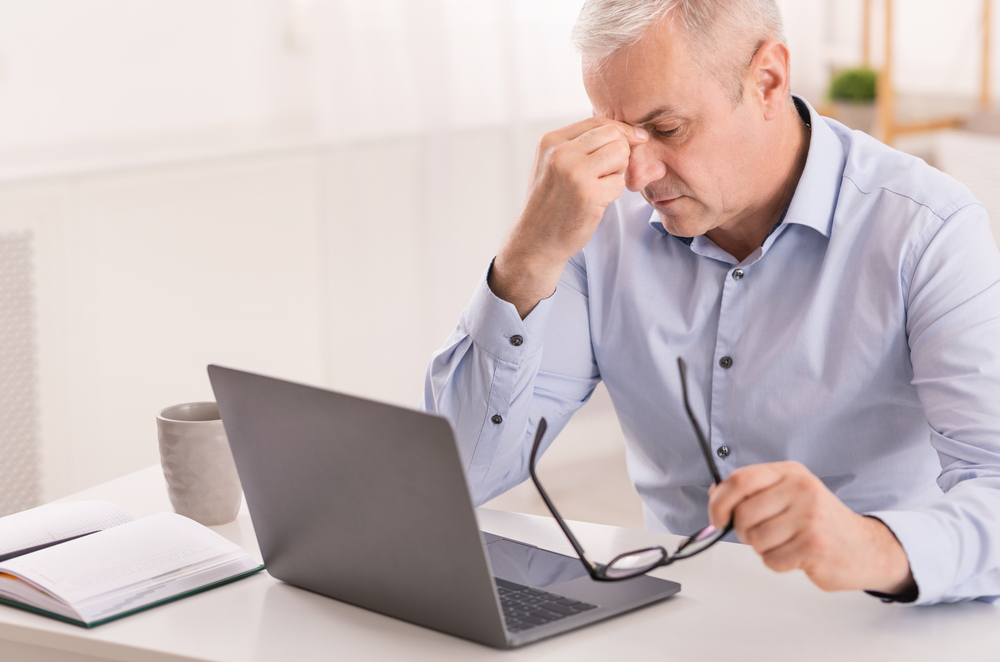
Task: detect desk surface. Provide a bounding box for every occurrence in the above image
[0,466,998,662]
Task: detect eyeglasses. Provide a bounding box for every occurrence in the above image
[528,357,733,581]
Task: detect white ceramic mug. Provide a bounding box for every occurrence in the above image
[156,402,242,526]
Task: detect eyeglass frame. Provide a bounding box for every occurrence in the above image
[527,357,734,582]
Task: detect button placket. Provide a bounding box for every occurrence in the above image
[709,264,751,475]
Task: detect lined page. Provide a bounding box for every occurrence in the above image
[0,501,133,558]
[79,550,258,622]
[0,513,245,606]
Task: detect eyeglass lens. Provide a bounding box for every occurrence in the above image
[674,523,729,559]
[603,547,669,579]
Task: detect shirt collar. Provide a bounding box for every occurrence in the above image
[648,95,845,242]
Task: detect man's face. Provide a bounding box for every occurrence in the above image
[583,22,768,239]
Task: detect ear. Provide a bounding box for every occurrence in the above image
[747,40,791,121]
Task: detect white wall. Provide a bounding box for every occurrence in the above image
[0,151,327,502]
[0,0,313,149]
[1,1,996,150]
[1,0,997,502]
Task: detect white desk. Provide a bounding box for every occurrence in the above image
[0,466,998,661]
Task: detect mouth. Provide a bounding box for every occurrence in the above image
[650,196,682,209]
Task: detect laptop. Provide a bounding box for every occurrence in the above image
[208,365,679,648]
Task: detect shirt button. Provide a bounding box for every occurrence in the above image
[491,414,503,425]
[509,335,523,347]
[719,356,733,369]
[717,445,730,459]
[732,269,744,281]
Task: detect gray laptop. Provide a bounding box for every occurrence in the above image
[208,365,679,648]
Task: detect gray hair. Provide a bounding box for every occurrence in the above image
[571,0,786,104]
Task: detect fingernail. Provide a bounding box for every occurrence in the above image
[634,126,648,140]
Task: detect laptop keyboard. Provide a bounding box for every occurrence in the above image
[495,578,598,633]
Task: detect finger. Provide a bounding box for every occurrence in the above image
[572,123,633,156]
[708,463,787,529]
[731,472,799,537]
[595,171,628,204]
[736,497,797,554]
[580,139,632,179]
[757,530,810,575]
[553,116,648,145]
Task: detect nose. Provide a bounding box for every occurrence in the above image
[623,141,666,193]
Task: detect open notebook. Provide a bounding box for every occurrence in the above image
[0,501,264,627]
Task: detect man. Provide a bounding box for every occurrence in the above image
[422,0,1000,605]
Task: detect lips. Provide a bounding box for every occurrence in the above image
[652,197,681,208]
[645,188,682,204]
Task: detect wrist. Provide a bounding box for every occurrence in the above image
[489,246,566,319]
[861,515,915,596]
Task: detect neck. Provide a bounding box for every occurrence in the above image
[706,102,811,263]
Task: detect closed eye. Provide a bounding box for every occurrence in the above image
[655,126,681,138]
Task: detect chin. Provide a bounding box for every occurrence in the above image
[658,214,702,239]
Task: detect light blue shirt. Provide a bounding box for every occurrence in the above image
[422,98,1000,605]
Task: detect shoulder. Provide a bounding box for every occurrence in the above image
[829,119,981,224]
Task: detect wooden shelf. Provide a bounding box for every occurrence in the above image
[867,0,992,144]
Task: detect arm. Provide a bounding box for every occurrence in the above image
[869,202,1000,604]
[708,203,1000,604]
[423,118,647,502]
[422,255,599,504]
[490,117,647,318]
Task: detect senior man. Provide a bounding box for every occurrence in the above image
[422,0,1000,604]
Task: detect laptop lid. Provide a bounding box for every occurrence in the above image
[208,365,680,648]
[208,365,508,648]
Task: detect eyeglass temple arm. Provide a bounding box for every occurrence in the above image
[678,358,723,485]
[528,418,602,579]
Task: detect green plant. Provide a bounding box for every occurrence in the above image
[829,67,877,103]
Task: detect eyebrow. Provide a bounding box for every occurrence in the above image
[634,106,681,126]
[590,105,683,126]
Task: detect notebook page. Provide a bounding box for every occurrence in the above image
[79,550,259,622]
[0,572,77,618]
[0,501,133,558]
[0,512,245,606]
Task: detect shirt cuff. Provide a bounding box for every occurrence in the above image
[464,260,555,363]
[864,586,918,603]
[865,509,950,605]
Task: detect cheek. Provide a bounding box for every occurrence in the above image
[667,144,721,200]
[691,127,759,201]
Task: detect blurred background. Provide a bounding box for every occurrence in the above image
[1,0,998,529]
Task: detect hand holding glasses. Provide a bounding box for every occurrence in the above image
[528,357,734,581]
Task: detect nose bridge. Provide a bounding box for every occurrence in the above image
[625,141,665,192]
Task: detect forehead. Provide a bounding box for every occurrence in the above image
[582,22,715,124]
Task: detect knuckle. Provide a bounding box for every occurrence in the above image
[783,460,808,476]
[727,468,750,489]
[548,146,573,173]
[801,531,828,557]
[762,553,792,573]
[563,164,587,188]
